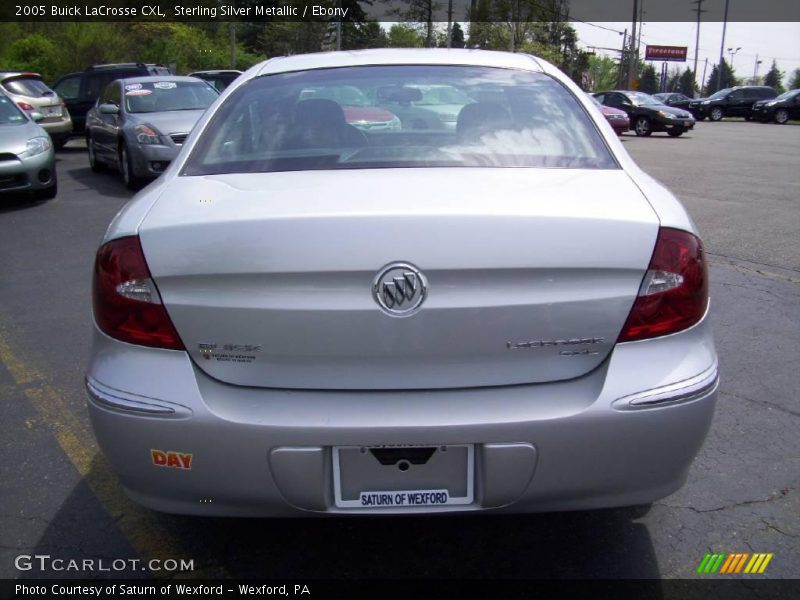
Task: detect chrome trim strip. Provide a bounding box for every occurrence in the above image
[85,377,187,417]
[614,364,719,410]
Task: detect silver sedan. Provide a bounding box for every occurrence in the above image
[85,76,218,189]
[0,92,56,199]
[86,49,717,516]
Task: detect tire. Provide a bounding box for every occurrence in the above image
[634,117,652,137]
[710,107,724,121]
[87,135,105,172]
[52,136,68,151]
[119,143,141,190]
[774,109,790,124]
[667,129,684,137]
[33,179,57,200]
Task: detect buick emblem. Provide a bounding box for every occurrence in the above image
[372,262,427,317]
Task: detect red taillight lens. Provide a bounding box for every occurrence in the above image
[92,236,184,350]
[618,227,709,343]
[17,101,34,111]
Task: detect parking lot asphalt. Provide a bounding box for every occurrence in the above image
[0,121,798,581]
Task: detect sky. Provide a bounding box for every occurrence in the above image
[571,22,800,88]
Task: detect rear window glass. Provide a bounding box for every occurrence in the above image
[2,77,53,98]
[124,81,219,113]
[182,65,616,176]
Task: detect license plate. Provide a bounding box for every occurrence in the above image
[333,444,474,508]
[43,106,62,117]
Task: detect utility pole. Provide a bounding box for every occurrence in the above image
[701,57,708,95]
[627,0,639,88]
[335,0,342,50]
[446,0,453,48]
[618,28,628,89]
[717,0,730,92]
[691,0,707,90]
[230,22,236,69]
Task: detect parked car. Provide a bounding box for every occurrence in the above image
[85,76,218,188]
[187,70,242,93]
[298,86,401,132]
[87,49,716,517]
[653,92,693,112]
[751,89,800,124]
[692,86,777,121]
[589,94,630,135]
[52,63,172,135]
[593,90,695,137]
[0,72,73,149]
[0,91,57,199]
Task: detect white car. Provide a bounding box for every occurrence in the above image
[86,49,717,516]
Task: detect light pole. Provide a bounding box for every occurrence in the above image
[716,0,729,92]
[752,54,763,84]
[727,46,741,71]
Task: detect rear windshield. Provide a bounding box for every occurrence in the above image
[182,65,616,176]
[124,81,219,114]
[0,95,27,125]
[2,76,53,98]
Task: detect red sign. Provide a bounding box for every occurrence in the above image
[645,45,688,62]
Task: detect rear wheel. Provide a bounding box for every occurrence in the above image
[667,129,684,137]
[634,117,652,137]
[775,109,790,124]
[710,107,724,121]
[119,143,141,190]
[88,134,105,172]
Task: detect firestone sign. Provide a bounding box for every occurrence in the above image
[645,45,688,62]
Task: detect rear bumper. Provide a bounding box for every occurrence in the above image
[86,312,718,517]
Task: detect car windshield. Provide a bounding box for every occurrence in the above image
[124,81,219,114]
[708,88,732,100]
[774,89,799,101]
[0,95,27,125]
[628,92,663,106]
[183,65,616,176]
[2,76,54,98]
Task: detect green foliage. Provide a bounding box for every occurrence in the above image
[638,64,659,94]
[586,55,619,92]
[387,24,425,48]
[705,59,737,95]
[789,68,800,90]
[678,69,697,97]
[5,34,59,81]
[762,60,784,93]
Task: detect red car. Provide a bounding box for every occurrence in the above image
[589,94,629,135]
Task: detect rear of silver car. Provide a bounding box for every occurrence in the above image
[86,52,717,516]
[0,72,73,148]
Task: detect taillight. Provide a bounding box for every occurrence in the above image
[92,236,184,350]
[618,227,708,343]
[17,101,34,111]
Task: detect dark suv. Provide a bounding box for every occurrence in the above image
[691,86,777,121]
[52,63,171,134]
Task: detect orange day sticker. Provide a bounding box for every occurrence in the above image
[151,449,193,470]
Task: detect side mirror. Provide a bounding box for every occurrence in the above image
[99,103,120,115]
[30,111,44,122]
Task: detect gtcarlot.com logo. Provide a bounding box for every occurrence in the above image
[15,554,194,573]
[697,552,774,574]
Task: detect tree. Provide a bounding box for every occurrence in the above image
[639,64,659,94]
[666,68,680,92]
[387,24,424,48]
[586,55,619,92]
[789,68,800,90]
[763,60,785,93]
[678,69,697,97]
[450,22,465,48]
[394,0,440,48]
[5,34,59,82]
[705,59,737,94]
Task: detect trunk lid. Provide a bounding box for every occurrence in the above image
[139,168,658,390]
